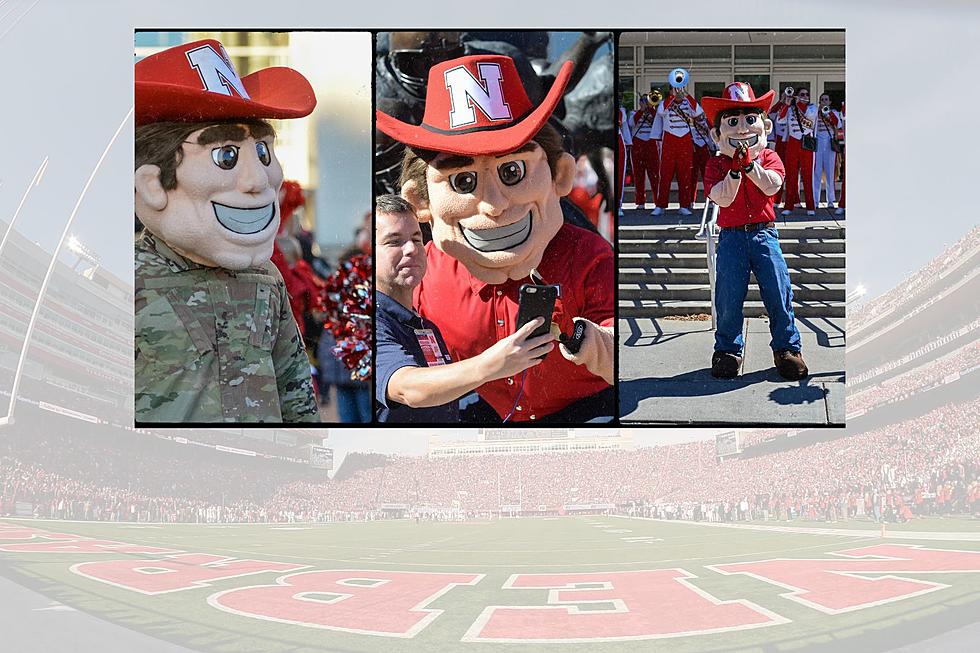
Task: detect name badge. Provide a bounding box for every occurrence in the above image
[414,328,450,366]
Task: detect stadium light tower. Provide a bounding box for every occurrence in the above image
[845,284,867,306]
[66,234,102,275]
[0,158,48,264]
[0,110,131,426]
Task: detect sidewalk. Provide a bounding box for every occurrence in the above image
[619,316,845,425]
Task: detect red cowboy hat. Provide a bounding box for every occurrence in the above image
[376,54,572,156]
[135,39,316,126]
[701,82,776,127]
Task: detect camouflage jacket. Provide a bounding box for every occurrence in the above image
[135,231,319,423]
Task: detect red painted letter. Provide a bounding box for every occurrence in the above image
[712,544,980,613]
[72,553,304,594]
[464,570,785,642]
[208,570,483,638]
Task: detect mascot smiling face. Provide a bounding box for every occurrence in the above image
[135,120,283,269]
[134,39,316,270]
[376,54,576,285]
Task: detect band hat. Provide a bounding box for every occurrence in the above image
[135,39,316,126]
[701,82,776,127]
[375,54,572,156]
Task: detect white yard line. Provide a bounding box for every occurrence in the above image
[609,515,980,541]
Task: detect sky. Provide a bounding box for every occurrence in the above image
[3,3,978,303]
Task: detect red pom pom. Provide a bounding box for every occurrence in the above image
[320,254,373,381]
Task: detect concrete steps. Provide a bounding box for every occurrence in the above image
[617,218,845,319]
[619,267,846,285]
[619,238,845,255]
[618,299,846,319]
[619,282,845,302]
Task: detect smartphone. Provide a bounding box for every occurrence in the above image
[516,284,558,342]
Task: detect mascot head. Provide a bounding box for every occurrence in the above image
[702,82,775,161]
[376,55,576,285]
[134,39,316,270]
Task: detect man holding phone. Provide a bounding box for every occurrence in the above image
[375,195,554,423]
[377,54,615,423]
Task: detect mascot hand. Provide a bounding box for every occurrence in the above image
[729,145,747,173]
[559,318,614,385]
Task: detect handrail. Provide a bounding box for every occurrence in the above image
[695,199,712,240]
[699,202,720,330]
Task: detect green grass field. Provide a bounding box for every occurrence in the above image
[2,516,979,652]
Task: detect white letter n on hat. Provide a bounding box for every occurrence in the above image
[444,63,512,129]
[185,44,251,100]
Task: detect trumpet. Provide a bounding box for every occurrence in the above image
[668,67,689,89]
[821,105,831,116]
[783,86,795,98]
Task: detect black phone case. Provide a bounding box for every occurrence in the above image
[516,284,558,340]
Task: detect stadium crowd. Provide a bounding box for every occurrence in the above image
[2,399,978,525]
[846,340,980,414]
[850,226,980,335]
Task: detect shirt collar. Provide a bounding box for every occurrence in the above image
[473,274,530,301]
[377,290,420,326]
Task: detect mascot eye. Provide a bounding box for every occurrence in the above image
[727,117,739,127]
[449,171,477,194]
[211,145,239,170]
[746,115,757,125]
[498,160,526,186]
[256,141,272,166]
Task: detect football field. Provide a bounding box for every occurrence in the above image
[2,516,979,652]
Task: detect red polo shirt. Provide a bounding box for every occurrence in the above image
[704,148,785,228]
[414,223,613,421]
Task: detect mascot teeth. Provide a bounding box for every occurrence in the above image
[212,202,276,235]
[461,212,532,252]
[728,135,759,149]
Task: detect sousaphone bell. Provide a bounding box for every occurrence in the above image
[668,67,689,89]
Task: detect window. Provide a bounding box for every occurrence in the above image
[735,45,769,64]
[773,44,845,62]
[733,75,772,97]
[644,45,731,64]
[619,77,635,108]
[618,46,635,65]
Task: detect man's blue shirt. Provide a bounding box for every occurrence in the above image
[375,291,459,423]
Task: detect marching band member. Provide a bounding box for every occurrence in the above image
[629,92,661,211]
[651,68,702,216]
[777,87,818,215]
[617,101,632,217]
[812,92,842,210]
[691,109,714,206]
[836,101,845,215]
[768,95,789,205]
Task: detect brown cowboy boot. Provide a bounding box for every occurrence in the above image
[774,350,808,380]
[711,351,742,379]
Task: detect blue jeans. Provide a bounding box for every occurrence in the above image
[336,385,371,423]
[714,227,802,354]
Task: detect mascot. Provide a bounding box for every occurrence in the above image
[134,39,319,422]
[376,55,614,423]
[702,82,808,381]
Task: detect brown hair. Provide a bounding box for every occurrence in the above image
[714,107,765,131]
[398,121,565,203]
[135,119,276,191]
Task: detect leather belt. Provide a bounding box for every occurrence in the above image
[723,221,776,232]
